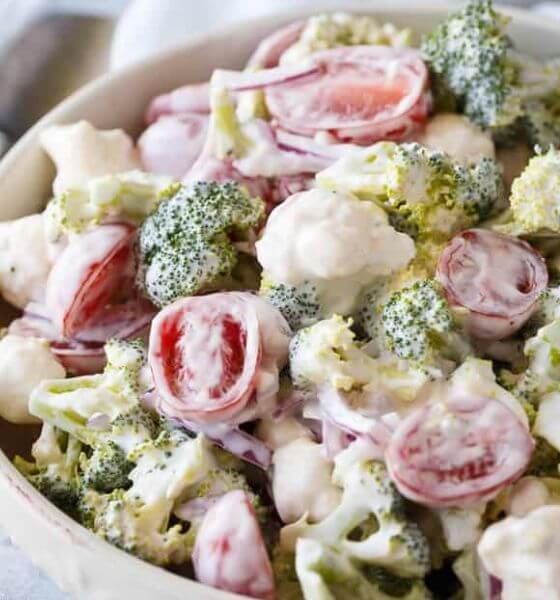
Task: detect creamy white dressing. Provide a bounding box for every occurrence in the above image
[0,335,65,424]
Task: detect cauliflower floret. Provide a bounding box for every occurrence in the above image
[256,416,312,451]
[272,437,342,524]
[0,214,54,308]
[534,392,560,454]
[282,460,430,578]
[40,121,140,196]
[436,505,485,551]
[280,12,414,66]
[256,188,415,315]
[478,506,560,600]
[417,113,495,163]
[506,477,553,517]
[0,335,65,424]
[505,147,560,236]
[524,318,560,394]
[317,142,504,239]
[45,170,173,239]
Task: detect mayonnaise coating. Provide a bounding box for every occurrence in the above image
[0,335,65,424]
[0,214,53,308]
[272,437,342,524]
[40,121,140,195]
[417,113,495,163]
[478,506,560,600]
[255,188,415,314]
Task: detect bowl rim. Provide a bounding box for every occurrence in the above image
[0,3,559,599]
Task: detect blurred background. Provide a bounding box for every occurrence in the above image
[0,0,559,598]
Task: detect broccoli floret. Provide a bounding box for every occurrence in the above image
[317,141,504,240]
[283,461,431,579]
[29,339,159,455]
[80,432,215,566]
[260,275,322,331]
[422,0,519,129]
[295,538,432,600]
[422,0,560,136]
[15,425,82,517]
[138,181,264,307]
[502,147,560,236]
[381,280,464,364]
[45,170,173,239]
[522,97,560,149]
[81,441,133,494]
[526,436,560,478]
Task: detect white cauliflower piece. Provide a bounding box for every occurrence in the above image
[0,214,54,308]
[255,188,415,315]
[0,335,65,424]
[478,506,560,600]
[40,121,140,195]
[525,319,560,393]
[272,437,341,524]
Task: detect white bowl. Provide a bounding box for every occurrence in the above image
[1,4,559,599]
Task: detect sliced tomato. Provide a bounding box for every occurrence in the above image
[247,20,305,69]
[192,490,275,600]
[265,45,430,144]
[436,229,548,340]
[138,114,209,179]
[385,396,534,508]
[73,297,157,344]
[149,293,262,425]
[145,81,210,123]
[45,223,136,339]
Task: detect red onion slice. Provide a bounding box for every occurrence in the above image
[146,81,210,123]
[247,21,305,69]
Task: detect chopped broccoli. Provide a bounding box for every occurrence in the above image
[526,436,560,478]
[380,280,467,364]
[522,96,560,149]
[260,275,322,331]
[282,461,431,579]
[289,315,376,391]
[81,441,133,494]
[138,181,264,307]
[317,142,504,240]
[501,147,560,236]
[80,432,215,566]
[45,170,173,239]
[422,0,519,130]
[29,339,157,454]
[279,12,415,66]
[15,424,82,517]
[295,538,432,600]
[422,0,560,136]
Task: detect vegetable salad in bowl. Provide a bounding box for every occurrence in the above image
[4,2,560,598]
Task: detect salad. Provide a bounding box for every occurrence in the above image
[4,2,560,598]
